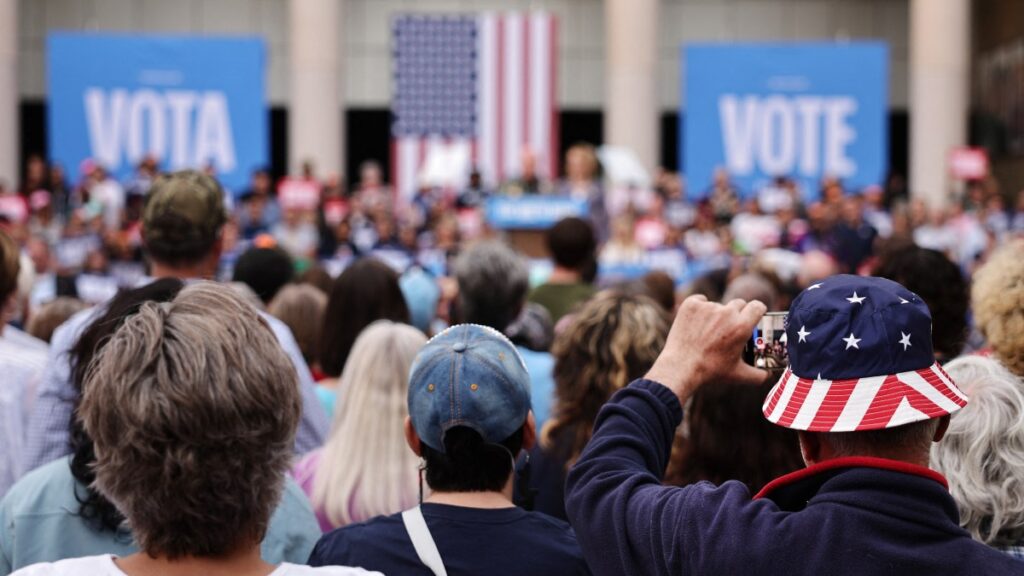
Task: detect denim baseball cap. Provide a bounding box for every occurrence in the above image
[408,324,531,452]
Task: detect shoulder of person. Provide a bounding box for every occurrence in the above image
[1,456,77,517]
[309,513,403,564]
[9,555,116,575]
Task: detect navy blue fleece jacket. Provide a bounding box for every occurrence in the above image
[565,379,1024,575]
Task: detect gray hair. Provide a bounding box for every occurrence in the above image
[79,281,301,558]
[454,240,529,331]
[931,355,1024,546]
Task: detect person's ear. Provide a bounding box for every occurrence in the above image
[798,431,822,466]
[405,416,423,457]
[933,415,951,443]
[522,412,537,452]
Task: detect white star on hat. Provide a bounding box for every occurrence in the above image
[843,333,861,349]
[808,283,823,290]
[899,331,912,351]
[899,297,909,304]
[797,326,811,342]
[846,292,866,305]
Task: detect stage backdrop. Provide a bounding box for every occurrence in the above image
[48,33,266,192]
[682,42,888,200]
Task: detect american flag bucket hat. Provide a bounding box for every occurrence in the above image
[762,274,968,432]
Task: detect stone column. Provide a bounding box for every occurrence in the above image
[0,0,17,189]
[909,0,971,208]
[605,0,660,173]
[289,0,343,178]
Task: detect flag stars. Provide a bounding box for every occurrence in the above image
[808,283,823,291]
[843,333,862,350]
[846,292,866,305]
[899,331,912,351]
[797,325,811,342]
[899,297,910,304]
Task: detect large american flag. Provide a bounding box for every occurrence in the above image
[391,12,559,200]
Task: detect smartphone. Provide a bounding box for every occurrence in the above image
[742,311,788,373]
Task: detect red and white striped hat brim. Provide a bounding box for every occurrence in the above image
[762,363,967,432]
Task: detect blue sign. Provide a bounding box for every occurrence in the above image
[48,33,267,192]
[485,196,588,230]
[682,42,888,200]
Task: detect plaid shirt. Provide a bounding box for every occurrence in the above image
[22,301,329,475]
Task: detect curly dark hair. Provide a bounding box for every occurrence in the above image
[69,278,186,533]
[872,243,969,361]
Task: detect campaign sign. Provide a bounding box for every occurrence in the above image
[48,33,267,192]
[683,42,888,200]
[485,196,588,230]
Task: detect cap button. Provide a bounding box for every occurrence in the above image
[452,342,467,353]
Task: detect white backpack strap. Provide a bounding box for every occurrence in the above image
[401,506,448,576]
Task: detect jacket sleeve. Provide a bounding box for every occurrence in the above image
[564,379,782,576]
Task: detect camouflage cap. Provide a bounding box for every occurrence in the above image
[142,171,227,263]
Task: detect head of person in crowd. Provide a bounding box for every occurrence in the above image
[684,268,730,303]
[68,278,187,534]
[796,250,839,290]
[722,273,778,311]
[303,321,426,530]
[971,239,1024,377]
[545,292,669,470]
[297,265,333,295]
[764,275,965,470]
[407,325,535,497]
[873,243,969,363]
[666,378,804,493]
[319,258,411,378]
[931,356,1024,551]
[399,267,441,334]
[26,297,88,343]
[232,246,295,305]
[453,240,529,333]
[70,282,334,574]
[269,284,328,368]
[639,270,676,313]
[565,143,599,184]
[141,170,227,279]
[546,217,597,284]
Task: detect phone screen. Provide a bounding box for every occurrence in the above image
[742,312,788,373]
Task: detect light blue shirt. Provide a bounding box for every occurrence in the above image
[0,457,322,575]
[22,299,330,475]
[517,346,556,432]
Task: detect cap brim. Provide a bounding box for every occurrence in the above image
[762,363,967,432]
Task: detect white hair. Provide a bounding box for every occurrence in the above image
[311,320,426,529]
[931,355,1024,546]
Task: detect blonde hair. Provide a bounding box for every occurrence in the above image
[312,320,426,528]
[931,355,1024,546]
[972,240,1024,377]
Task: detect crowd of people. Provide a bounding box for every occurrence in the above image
[0,146,1021,574]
